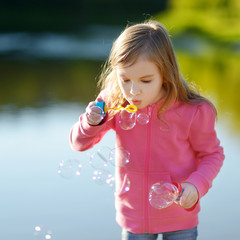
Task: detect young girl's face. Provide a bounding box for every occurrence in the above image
[116,57,165,109]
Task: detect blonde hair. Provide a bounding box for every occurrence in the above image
[97,20,216,118]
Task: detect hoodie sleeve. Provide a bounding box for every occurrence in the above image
[69,112,113,151]
[69,90,114,152]
[185,103,225,199]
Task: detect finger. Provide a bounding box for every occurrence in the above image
[180,190,195,208]
[96,96,103,102]
[182,199,193,209]
[180,189,190,206]
[181,195,198,209]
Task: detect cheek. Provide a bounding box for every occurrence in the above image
[147,83,162,97]
[118,82,128,95]
[117,80,123,91]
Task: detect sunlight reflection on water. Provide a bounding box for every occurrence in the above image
[0,25,122,60]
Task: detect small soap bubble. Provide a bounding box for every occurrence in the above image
[115,175,131,194]
[118,110,136,130]
[122,177,131,193]
[87,106,105,124]
[34,225,52,240]
[58,159,82,179]
[137,113,149,125]
[109,147,130,167]
[92,169,113,185]
[89,146,112,170]
[106,175,115,190]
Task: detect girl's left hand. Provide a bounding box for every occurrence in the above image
[179,182,199,209]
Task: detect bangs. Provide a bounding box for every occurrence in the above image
[111,40,157,68]
[112,45,147,68]
[110,25,152,67]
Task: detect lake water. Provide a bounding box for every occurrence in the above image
[0,28,239,239]
[0,102,239,240]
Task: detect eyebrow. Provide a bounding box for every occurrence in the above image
[119,74,154,79]
[139,74,154,79]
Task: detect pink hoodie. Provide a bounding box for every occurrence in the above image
[70,97,224,234]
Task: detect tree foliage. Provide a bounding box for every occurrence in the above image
[155,0,240,42]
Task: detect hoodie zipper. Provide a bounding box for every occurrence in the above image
[144,105,153,232]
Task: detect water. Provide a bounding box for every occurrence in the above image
[0,25,122,60]
[0,101,239,240]
[0,104,119,239]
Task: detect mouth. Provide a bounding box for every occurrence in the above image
[131,100,142,106]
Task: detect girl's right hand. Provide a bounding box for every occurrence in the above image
[86,101,105,125]
[179,182,199,209]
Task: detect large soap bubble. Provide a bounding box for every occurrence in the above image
[149,182,182,209]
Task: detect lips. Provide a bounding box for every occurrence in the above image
[131,100,142,106]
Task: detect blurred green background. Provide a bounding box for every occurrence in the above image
[0,1,239,239]
[0,0,239,131]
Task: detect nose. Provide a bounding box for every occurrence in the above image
[130,83,141,96]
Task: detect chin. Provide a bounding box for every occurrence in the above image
[136,104,146,109]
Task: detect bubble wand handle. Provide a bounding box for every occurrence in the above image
[95,101,107,116]
[172,182,197,211]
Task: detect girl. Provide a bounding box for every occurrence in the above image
[70,20,224,240]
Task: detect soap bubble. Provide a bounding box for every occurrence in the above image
[106,173,131,193]
[89,146,112,170]
[34,225,52,240]
[122,177,131,193]
[118,110,136,130]
[115,174,131,194]
[106,175,115,189]
[58,159,82,179]
[149,182,179,209]
[92,169,113,185]
[87,106,105,124]
[109,147,130,167]
[89,146,132,192]
[137,113,149,125]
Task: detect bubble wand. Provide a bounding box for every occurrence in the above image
[89,101,149,129]
[95,101,137,116]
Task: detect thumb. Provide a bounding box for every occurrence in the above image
[179,189,189,207]
[96,95,104,102]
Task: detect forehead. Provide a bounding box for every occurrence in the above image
[116,57,159,77]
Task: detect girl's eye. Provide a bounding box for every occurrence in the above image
[122,79,130,83]
[142,80,151,83]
